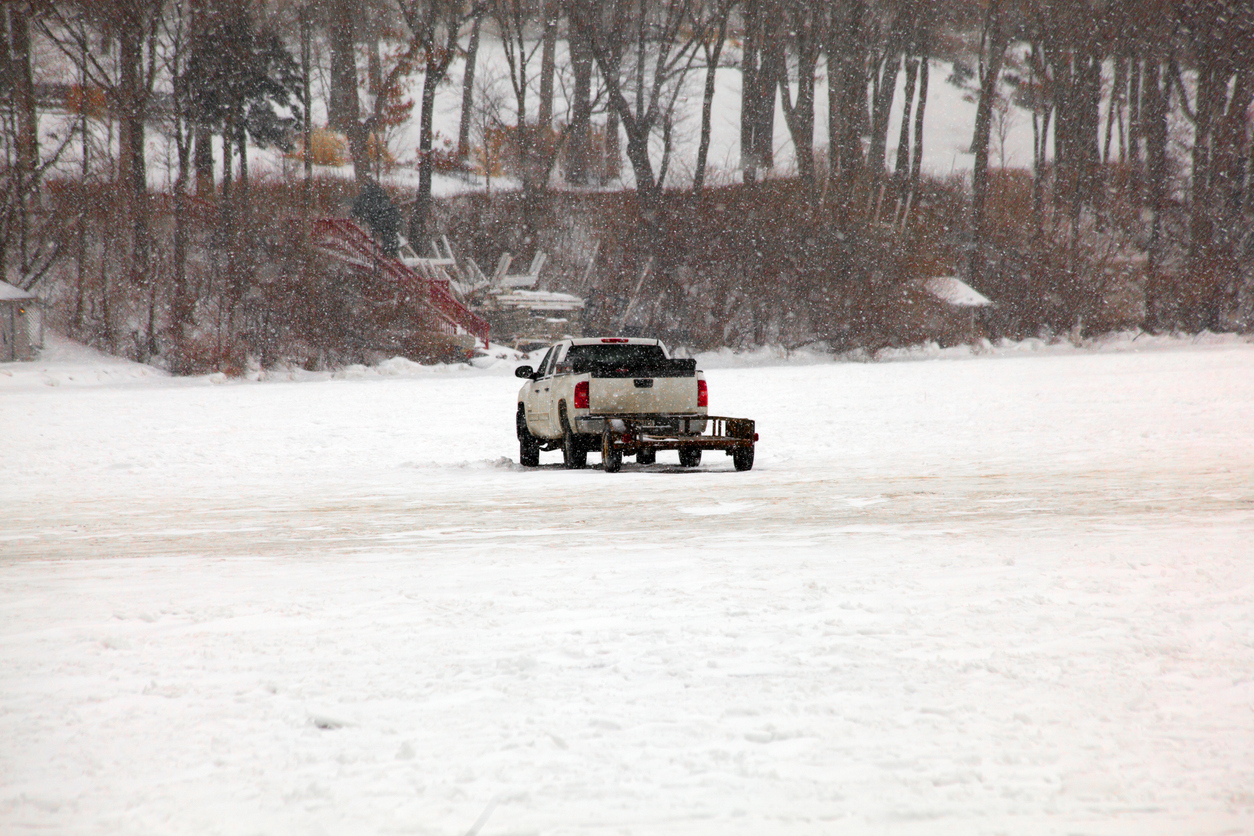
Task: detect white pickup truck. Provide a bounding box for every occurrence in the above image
[514,337,755,472]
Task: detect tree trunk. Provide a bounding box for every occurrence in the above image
[1188,63,1219,270]
[1104,54,1125,165]
[969,0,1007,289]
[741,0,761,179]
[11,2,38,191]
[567,23,594,185]
[194,126,214,196]
[825,3,840,181]
[1127,56,1142,199]
[410,68,441,245]
[910,54,928,196]
[173,160,192,370]
[327,0,357,129]
[74,17,90,333]
[1077,52,1102,226]
[220,122,233,206]
[754,14,781,173]
[868,0,917,182]
[236,121,248,194]
[327,0,367,183]
[603,37,622,182]
[693,18,726,196]
[8,0,39,285]
[457,8,485,163]
[778,7,819,188]
[118,19,151,295]
[867,53,900,178]
[301,6,313,227]
[894,57,919,199]
[1217,69,1252,218]
[1144,59,1169,272]
[538,0,558,127]
[833,0,867,196]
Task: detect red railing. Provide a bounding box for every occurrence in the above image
[311,217,490,348]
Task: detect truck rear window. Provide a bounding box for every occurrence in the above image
[567,344,695,377]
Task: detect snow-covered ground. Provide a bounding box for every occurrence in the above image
[3,334,1254,835]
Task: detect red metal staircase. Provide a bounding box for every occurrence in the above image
[311,217,490,348]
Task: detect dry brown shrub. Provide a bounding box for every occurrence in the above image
[287,129,350,167]
[65,84,109,120]
[477,124,559,178]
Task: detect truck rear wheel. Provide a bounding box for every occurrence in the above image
[636,448,656,465]
[559,403,587,468]
[517,406,539,467]
[679,448,702,468]
[562,428,587,468]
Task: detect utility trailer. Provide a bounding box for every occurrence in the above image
[597,414,757,473]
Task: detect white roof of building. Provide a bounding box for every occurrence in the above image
[924,276,992,307]
[0,282,37,302]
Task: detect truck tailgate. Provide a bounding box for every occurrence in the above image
[589,377,698,414]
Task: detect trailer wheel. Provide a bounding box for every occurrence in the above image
[602,429,622,473]
[636,448,656,465]
[518,406,539,467]
[732,446,755,472]
[679,448,702,468]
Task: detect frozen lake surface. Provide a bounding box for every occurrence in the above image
[2,336,1253,835]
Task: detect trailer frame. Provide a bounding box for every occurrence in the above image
[596,414,757,472]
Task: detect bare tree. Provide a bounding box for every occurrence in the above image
[826,0,868,203]
[691,0,735,195]
[564,9,595,185]
[739,0,779,181]
[1175,0,1254,328]
[776,0,822,189]
[390,0,464,244]
[41,0,163,353]
[968,0,1010,289]
[569,0,704,219]
[457,1,488,163]
[568,0,707,335]
[537,0,558,126]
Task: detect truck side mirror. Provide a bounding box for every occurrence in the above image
[515,365,535,379]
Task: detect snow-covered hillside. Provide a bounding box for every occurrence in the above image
[2,335,1253,835]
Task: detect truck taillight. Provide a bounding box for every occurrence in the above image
[697,379,708,407]
[574,380,590,409]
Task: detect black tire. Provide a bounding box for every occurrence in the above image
[560,403,586,469]
[679,448,702,468]
[733,446,755,471]
[636,448,656,465]
[602,429,622,473]
[517,406,539,467]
